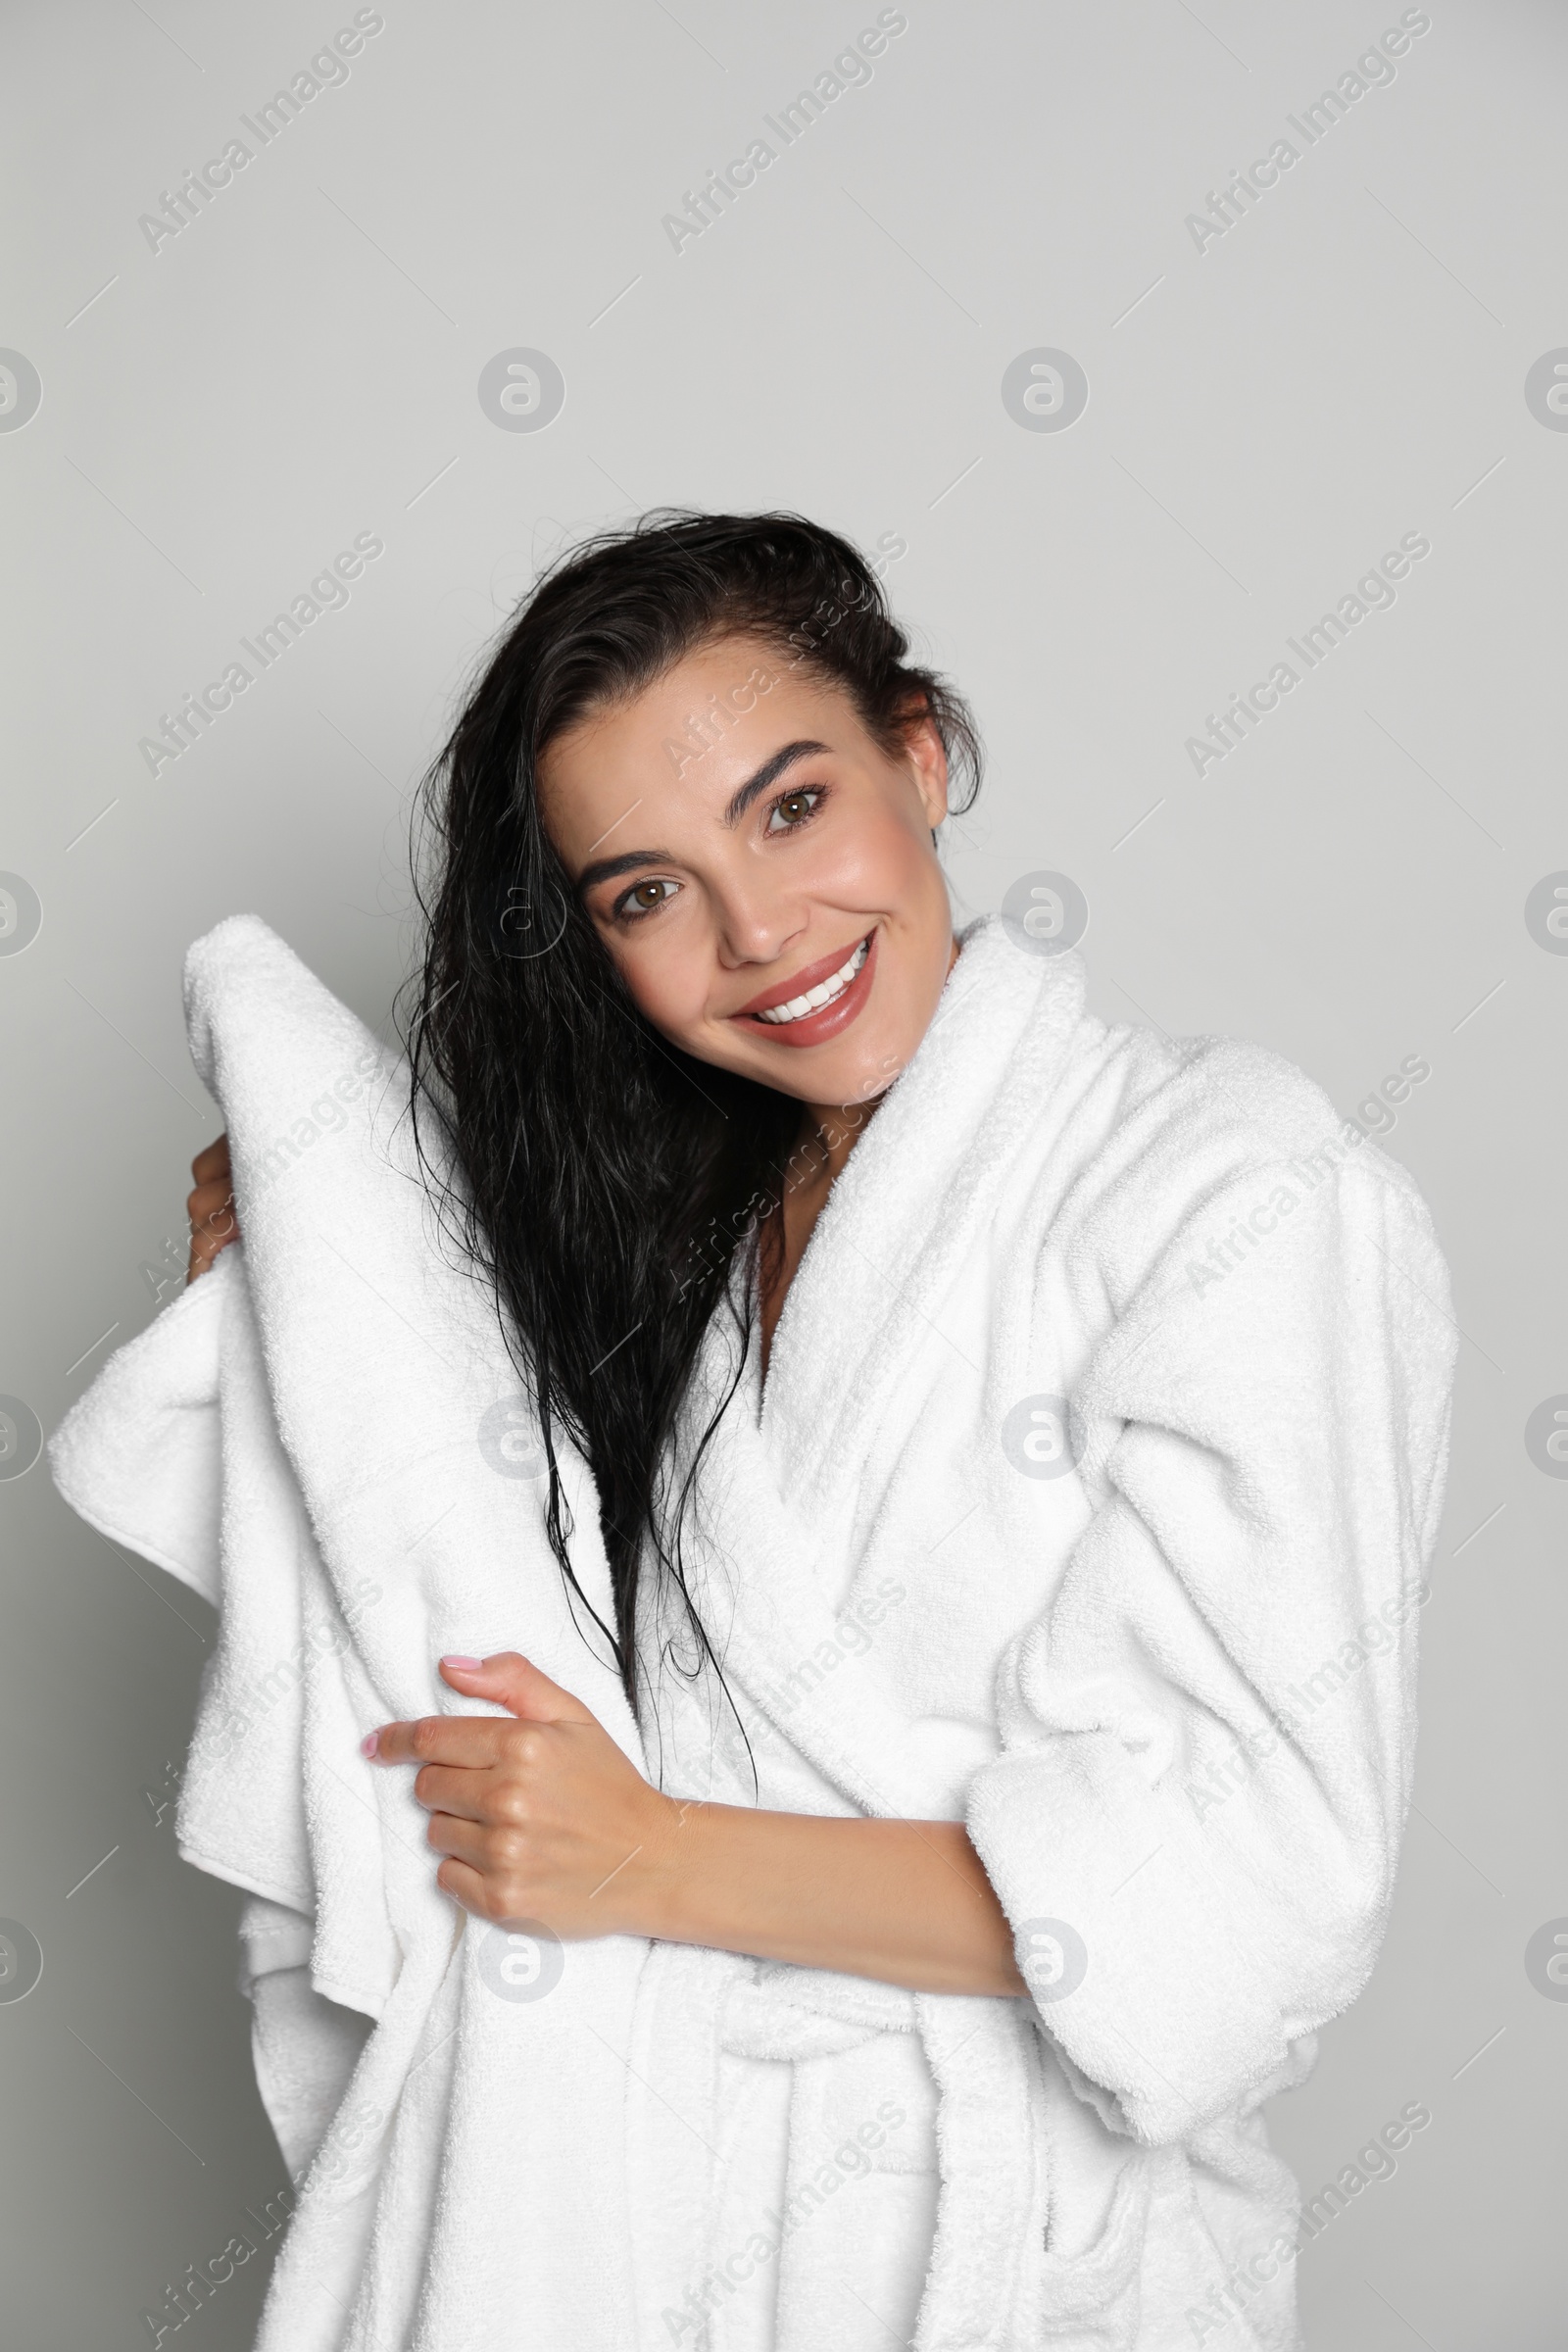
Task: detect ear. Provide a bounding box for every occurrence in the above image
[904,707,951,830]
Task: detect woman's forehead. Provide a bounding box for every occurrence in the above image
[538,649,857,843]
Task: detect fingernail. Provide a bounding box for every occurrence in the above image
[440,1654,483,1671]
[360,1731,379,1757]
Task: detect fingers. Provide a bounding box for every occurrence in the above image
[410,1762,498,1823]
[428,1820,541,1926]
[368,1714,516,1769]
[186,1210,237,1283]
[191,1135,231,1186]
[432,1856,490,1919]
[187,1134,240,1284]
[188,1180,237,1240]
[188,1174,236,1223]
[439,1650,596,1725]
[423,1812,492,1866]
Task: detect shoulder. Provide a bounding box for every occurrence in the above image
[1043,1007,1441,1277]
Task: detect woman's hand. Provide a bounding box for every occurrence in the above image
[187,1135,241,1281]
[367,1654,679,1939]
[367,1654,1027,1995]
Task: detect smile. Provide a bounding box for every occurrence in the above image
[754,938,869,1024]
[730,931,880,1049]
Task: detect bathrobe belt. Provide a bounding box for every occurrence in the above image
[708,1960,1052,2351]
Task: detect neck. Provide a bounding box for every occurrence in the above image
[792,1095,878,1193]
[789,933,961,1194]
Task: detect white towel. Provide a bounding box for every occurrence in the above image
[51,915,650,2352]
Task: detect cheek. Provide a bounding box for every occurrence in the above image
[804,796,935,905]
[852,803,951,947]
[606,928,712,1050]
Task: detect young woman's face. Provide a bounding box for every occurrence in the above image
[538,636,956,1110]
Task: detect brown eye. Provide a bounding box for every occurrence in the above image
[766,787,823,833]
[613,876,678,921]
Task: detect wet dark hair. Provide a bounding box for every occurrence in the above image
[405,510,982,1726]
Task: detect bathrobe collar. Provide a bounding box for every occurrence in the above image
[673,916,1089,1820]
[758,913,1088,1513]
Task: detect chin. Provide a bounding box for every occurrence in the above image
[782,1026,917,1108]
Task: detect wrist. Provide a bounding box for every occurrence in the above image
[632,1788,706,1942]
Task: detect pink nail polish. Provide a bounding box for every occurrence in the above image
[360,1731,379,1757]
[441,1654,483,1671]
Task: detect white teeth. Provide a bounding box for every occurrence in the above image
[756,938,869,1025]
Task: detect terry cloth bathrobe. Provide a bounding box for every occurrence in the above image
[50,912,1455,2352]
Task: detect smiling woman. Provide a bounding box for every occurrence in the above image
[401,514,983,1702]
[171,509,1457,2351]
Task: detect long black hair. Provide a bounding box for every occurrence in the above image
[405,511,982,1723]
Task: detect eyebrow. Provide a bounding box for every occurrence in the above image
[574,739,831,896]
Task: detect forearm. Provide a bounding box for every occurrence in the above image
[644,1802,1028,1998]
[381,1655,1030,1997]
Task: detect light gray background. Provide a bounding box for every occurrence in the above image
[2,1,1563,2343]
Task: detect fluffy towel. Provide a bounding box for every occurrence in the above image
[51,916,650,2351]
[51,912,1456,2352]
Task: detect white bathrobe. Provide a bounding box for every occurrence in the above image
[50,912,1455,2352]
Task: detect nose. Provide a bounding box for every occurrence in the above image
[710,866,809,972]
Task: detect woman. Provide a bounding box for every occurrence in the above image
[185,512,1455,2349]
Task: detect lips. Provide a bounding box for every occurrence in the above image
[752,938,869,1024]
[730,931,878,1049]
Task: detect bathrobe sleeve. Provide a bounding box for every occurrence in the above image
[964,1098,1456,2146]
